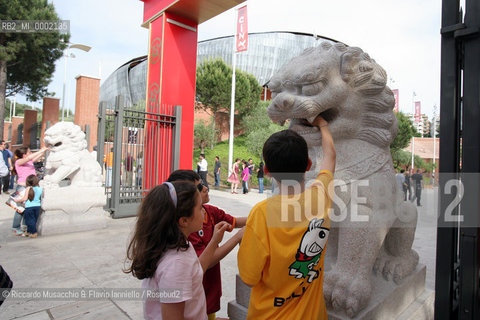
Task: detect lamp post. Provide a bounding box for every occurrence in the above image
[61,43,92,121]
[411,91,416,173]
[10,95,16,121]
[433,105,437,185]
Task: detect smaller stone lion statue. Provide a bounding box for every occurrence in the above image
[43,122,102,188]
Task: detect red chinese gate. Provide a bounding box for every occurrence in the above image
[140,0,246,190]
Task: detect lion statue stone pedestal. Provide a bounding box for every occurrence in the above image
[228,43,433,320]
[38,122,107,236]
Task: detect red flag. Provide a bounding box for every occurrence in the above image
[415,101,421,122]
[236,6,248,52]
[392,89,399,112]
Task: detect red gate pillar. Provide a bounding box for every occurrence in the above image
[140,0,245,189]
[143,12,198,189]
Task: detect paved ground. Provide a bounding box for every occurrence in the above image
[0,187,438,319]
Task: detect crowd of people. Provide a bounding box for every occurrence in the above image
[6,144,49,238]
[197,154,266,195]
[103,149,143,188]
[126,115,335,319]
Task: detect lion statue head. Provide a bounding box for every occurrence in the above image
[43,122,102,188]
[267,42,398,148]
[44,122,88,153]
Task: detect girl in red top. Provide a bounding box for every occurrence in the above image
[241,161,250,194]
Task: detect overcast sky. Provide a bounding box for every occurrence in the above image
[14,0,442,119]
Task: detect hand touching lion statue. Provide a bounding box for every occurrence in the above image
[267,42,419,317]
[43,122,103,188]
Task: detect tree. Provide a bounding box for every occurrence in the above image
[390,112,418,153]
[4,98,42,119]
[243,101,286,158]
[0,0,69,139]
[194,119,218,153]
[195,58,262,120]
[391,149,411,169]
[392,149,433,172]
[196,58,262,149]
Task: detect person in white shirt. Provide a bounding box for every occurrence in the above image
[395,169,406,200]
[197,154,209,188]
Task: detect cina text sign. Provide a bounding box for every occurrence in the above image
[236,6,248,52]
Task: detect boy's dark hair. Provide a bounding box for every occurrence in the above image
[167,169,200,183]
[215,156,219,160]
[200,153,205,158]
[263,130,309,182]
[400,169,405,173]
[125,181,198,279]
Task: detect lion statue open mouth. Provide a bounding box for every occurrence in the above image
[43,122,102,188]
[267,42,419,318]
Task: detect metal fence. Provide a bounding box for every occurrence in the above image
[97,96,181,218]
[16,123,23,144]
[29,122,40,150]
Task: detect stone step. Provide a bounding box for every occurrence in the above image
[229,265,429,320]
[228,300,248,320]
[328,265,427,320]
[397,289,435,320]
[235,274,251,308]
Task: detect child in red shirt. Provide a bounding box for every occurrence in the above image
[167,170,246,319]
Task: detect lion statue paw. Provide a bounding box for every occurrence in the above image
[324,271,372,318]
[374,247,419,284]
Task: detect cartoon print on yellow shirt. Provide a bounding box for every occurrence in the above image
[289,218,329,283]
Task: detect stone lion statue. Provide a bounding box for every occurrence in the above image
[267,42,419,317]
[43,122,102,188]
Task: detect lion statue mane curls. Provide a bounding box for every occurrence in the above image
[267,42,419,318]
[43,122,102,188]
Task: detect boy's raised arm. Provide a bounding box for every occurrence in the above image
[312,116,336,174]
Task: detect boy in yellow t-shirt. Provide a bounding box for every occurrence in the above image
[238,116,335,320]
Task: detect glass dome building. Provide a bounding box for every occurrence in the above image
[99,31,338,107]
